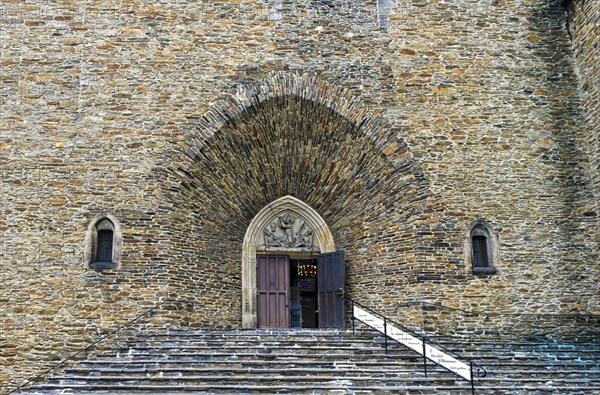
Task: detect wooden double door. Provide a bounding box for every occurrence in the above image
[256,251,345,329]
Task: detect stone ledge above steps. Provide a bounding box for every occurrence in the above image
[162,329,352,336]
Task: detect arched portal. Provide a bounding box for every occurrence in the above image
[242,195,336,328]
[166,73,432,330]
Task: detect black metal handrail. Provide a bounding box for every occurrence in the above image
[7,298,173,395]
[398,300,600,318]
[345,296,486,395]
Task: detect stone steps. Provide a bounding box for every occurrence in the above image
[46,372,598,384]
[86,351,599,369]
[70,359,598,376]
[19,328,600,394]
[117,345,599,359]
[63,365,600,378]
[18,383,600,395]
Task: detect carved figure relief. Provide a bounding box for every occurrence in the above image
[262,214,314,249]
[278,214,294,245]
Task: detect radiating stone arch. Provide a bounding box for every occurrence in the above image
[163,72,434,329]
[178,72,412,171]
[241,195,335,328]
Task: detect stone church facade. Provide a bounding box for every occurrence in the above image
[1,0,598,388]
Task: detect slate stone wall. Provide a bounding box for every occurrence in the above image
[566,0,600,249]
[1,0,598,390]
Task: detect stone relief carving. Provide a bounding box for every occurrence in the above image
[262,215,314,249]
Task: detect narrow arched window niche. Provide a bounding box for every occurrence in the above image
[84,214,123,270]
[465,220,498,276]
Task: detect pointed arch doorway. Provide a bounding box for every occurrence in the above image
[242,196,345,329]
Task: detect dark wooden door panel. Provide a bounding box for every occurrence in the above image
[257,255,290,328]
[317,251,345,329]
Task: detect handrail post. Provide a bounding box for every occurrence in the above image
[383,317,388,355]
[351,300,355,336]
[422,336,427,378]
[470,361,475,395]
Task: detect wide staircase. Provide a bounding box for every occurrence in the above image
[16,328,600,394]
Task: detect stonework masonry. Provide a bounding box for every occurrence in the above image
[567,0,600,247]
[1,0,599,391]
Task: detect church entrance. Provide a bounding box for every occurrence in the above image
[241,196,342,329]
[256,252,345,329]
